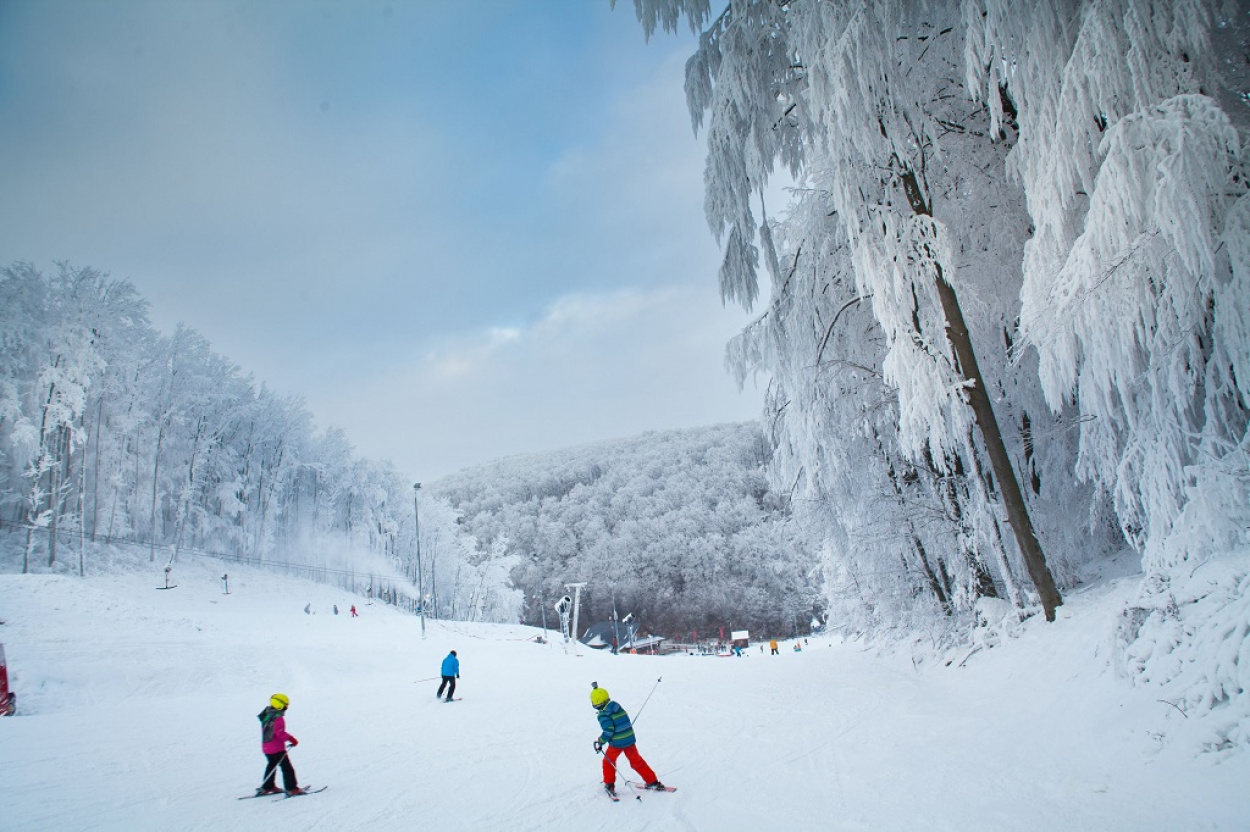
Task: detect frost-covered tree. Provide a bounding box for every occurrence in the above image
[627,0,1079,621]
[0,263,145,572]
[964,0,1250,571]
[624,1,1249,733]
[625,0,1245,631]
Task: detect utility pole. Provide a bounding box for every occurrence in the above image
[413,483,425,638]
[612,593,620,654]
[565,582,587,648]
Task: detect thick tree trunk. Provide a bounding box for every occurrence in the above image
[901,169,1063,622]
[933,275,1062,620]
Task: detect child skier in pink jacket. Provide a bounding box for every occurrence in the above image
[256,693,301,795]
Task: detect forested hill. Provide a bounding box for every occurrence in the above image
[428,422,821,640]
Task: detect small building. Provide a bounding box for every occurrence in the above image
[580,621,666,654]
[580,621,619,650]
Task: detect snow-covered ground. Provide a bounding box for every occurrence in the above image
[1,556,1246,831]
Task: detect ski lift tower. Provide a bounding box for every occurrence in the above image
[564,582,587,646]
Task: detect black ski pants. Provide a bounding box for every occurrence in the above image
[262,751,298,791]
[437,675,457,700]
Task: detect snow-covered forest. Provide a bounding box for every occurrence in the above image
[616,0,1249,743]
[0,261,518,618]
[429,423,820,638]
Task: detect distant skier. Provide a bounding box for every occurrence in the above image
[437,650,459,701]
[590,684,665,796]
[769,638,778,655]
[256,693,302,796]
[333,605,339,615]
[304,603,311,615]
[350,605,358,617]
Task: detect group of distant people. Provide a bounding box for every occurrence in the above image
[766,637,807,654]
[302,603,358,616]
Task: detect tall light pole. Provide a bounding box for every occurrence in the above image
[565,582,587,650]
[413,483,425,638]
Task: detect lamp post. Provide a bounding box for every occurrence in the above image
[413,483,425,638]
[565,582,587,649]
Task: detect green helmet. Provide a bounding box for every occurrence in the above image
[270,693,290,710]
[590,687,610,708]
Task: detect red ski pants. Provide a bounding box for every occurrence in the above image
[602,744,656,785]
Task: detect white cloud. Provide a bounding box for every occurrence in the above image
[312,283,762,480]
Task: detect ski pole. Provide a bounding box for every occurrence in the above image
[594,742,641,801]
[255,749,290,793]
[412,676,440,684]
[631,677,662,727]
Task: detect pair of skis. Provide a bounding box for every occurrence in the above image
[603,783,677,802]
[238,786,327,800]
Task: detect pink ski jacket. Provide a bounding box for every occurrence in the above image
[260,708,293,754]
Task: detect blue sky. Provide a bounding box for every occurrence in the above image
[0,0,761,480]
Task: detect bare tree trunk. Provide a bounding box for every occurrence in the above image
[47,441,59,568]
[174,415,206,563]
[901,169,1063,621]
[149,419,166,563]
[91,397,103,540]
[79,430,88,577]
[904,537,949,615]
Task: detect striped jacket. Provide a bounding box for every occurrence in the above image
[596,701,637,748]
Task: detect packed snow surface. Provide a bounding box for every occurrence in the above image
[1,557,1245,831]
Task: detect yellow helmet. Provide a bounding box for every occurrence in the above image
[590,687,610,708]
[270,693,290,710]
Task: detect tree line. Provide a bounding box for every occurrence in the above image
[0,261,518,622]
[429,422,823,639]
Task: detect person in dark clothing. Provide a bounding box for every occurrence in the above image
[437,650,459,701]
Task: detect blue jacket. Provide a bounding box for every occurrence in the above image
[596,701,636,748]
[441,653,459,677]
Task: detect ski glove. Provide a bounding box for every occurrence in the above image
[594,740,603,752]
[287,737,299,747]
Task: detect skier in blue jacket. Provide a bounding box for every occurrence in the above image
[437,650,459,701]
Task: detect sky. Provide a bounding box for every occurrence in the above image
[0,0,764,481]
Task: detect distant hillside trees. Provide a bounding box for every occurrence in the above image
[429,423,822,639]
[0,262,516,619]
